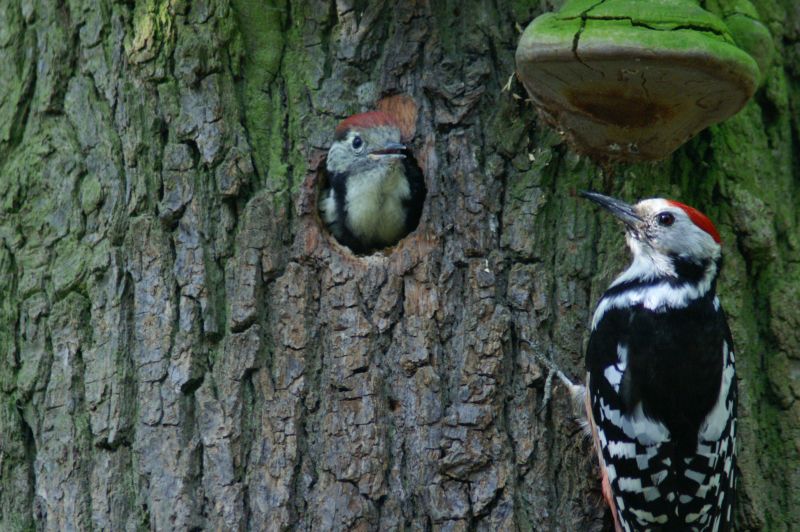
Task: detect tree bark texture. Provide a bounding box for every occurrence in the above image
[0,0,798,530]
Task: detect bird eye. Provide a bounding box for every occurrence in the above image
[352,135,363,151]
[657,212,675,226]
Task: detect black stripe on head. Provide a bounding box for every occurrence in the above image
[670,255,710,283]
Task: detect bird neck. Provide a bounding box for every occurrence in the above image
[613,251,717,285]
[591,252,720,330]
[611,233,721,293]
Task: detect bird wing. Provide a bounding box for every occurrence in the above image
[586,348,676,531]
[584,374,623,532]
[586,303,737,531]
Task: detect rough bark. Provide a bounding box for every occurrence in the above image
[0,0,798,530]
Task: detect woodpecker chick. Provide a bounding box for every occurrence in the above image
[320,111,425,253]
[581,191,736,532]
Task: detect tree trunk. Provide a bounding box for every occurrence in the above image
[0,0,798,530]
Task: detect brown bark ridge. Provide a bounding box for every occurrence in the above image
[0,0,798,530]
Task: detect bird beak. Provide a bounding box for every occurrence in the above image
[580,191,643,231]
[368,142,406,160]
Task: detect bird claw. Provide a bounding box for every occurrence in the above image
[537,367,556,416]
[521,339,585,416]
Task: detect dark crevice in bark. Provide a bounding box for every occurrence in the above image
[438,265,466,415]
[239,369,256,527]
[73,344,95,529]
[55,3,80,116]
[290,401,312,526]
[754,88,782,133]
[117,271,137,450]
[167,239,181,369]
[279,82,296,225]
[18,404,37,528]
[4,242,22,371]
[0,27,36,167]
[139,502,151,529]
[291,275,323,525]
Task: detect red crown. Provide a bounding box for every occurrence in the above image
[334,111,399,140]
[667,200,722,243]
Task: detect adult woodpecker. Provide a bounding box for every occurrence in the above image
[580,191,737,531]
[320,111,425,253]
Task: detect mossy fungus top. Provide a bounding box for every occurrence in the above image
[515,0,761,162]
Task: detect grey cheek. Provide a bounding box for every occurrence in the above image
[327,148,346,173]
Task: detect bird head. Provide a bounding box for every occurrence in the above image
[326,111,406,176]
[581,191,722,278]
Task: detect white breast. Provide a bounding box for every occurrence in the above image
[345,164,410,245]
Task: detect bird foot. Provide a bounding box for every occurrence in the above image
[521,340,585,415]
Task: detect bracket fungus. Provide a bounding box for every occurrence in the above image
[515,0,762,162]
[720,0,773,84]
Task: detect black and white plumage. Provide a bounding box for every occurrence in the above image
[581,191,737,532]
[320,111,425,254]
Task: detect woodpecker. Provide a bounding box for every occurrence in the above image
[320,111,425,253]
[580,191,737,531]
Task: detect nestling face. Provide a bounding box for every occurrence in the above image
[326,125,405,175]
